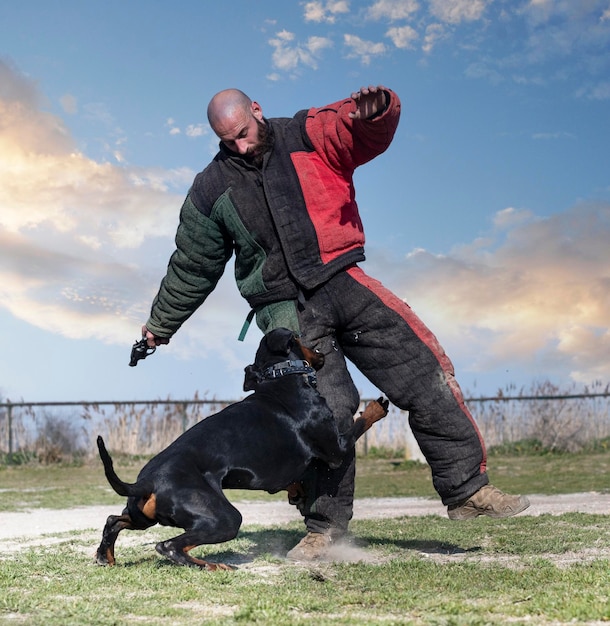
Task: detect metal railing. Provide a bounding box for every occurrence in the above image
[1,391,610,460]
[0,398,229,458]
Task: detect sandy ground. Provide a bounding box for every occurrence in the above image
[1,492,608,551]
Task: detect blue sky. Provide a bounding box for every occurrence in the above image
[1,0,609,404]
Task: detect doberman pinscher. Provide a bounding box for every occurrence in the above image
[96,327,388,570]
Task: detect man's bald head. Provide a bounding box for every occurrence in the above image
[206,89,268,165]
[207,89,256,132]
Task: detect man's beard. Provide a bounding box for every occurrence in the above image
[245,119,273,168]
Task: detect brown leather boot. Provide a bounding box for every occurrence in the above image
[447,484,530,520]
[286,532,334,561]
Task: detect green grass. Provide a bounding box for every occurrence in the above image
[1,515,609,625]
[1,450,609,624]
[1,449,608,512]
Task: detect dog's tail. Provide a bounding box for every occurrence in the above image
[97,436,140,497]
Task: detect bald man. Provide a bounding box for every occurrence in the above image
[141,85,529,561]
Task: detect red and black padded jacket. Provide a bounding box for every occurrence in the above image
[146,89,401,339]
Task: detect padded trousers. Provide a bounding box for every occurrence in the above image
[259,265,489,536]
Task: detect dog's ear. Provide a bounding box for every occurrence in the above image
[264,328,295,356]
[243,364,262,391]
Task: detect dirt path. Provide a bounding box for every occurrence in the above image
[1,492,608,549]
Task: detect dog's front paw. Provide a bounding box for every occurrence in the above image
[375,396,389,415]
[94,547,115,566]
[361,397,389,424]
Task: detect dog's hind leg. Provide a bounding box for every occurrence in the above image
[155,494,243,571]
[95,513,134,566]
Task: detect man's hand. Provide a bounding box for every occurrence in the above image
[142,325,171,349]
[348,85,388,120]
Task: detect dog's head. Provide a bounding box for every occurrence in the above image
[243,328,324,392]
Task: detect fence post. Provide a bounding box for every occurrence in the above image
[7,400,13,456]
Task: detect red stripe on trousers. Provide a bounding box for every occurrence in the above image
[346,265,487,473]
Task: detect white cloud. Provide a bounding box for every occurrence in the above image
[367,0,419,21]
[0,60,193,346]
[0,58,39,103]
[166,120,208,137]
[516,1,610,65]
[304,1,325,22]
[386,25,418,49]
[367,202,610,386]
[269,30,333,73]
[359,0,610,86]
[343,34,387,65]
[422,23,446,53]
[0,60,257,384]
[292,0,610,88]
[304,0,349,23]
[308,35,334,56]
[269,30,298,71]
[185,123,207,137]
[492,207,534,229]
[429,0,489,24]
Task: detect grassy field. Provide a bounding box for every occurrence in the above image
[0,451,609,625]
[1,449,609,511]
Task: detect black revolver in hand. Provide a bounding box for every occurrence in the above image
[129,338,156,367]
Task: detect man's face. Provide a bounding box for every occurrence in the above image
[214,102,268,165]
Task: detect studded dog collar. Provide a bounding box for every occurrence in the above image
[262,359,317,387]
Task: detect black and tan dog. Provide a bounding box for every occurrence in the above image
[96,327,388,570]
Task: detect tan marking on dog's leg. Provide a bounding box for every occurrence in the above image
[184,546,236,571]
[105,548,116,566]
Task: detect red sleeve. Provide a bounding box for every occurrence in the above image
[304,88,401,173]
